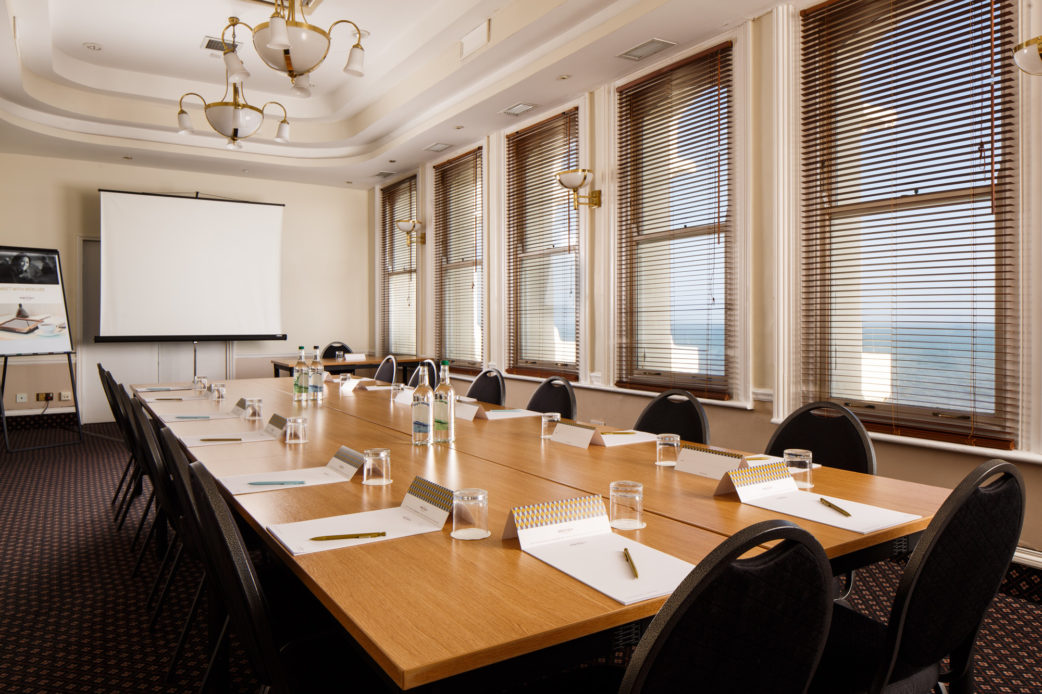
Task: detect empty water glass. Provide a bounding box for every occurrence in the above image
[656,433,681,467]
[362,448,392,486]
[284,416,307,444]
[451,488,491,540]
[610,480,645,530]
[540,412,561,439]
[785,448,814,489]
[242,397,263,421]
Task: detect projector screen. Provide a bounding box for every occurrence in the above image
[97,190,285,342]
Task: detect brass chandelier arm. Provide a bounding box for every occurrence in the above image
[261,101,289,121]
[220,17,254,52]
[329,19,365,48]
[178,92,207,110]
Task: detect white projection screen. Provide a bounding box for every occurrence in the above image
[98,190,285,341]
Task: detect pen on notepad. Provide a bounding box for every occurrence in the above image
[819,497,852,517]
[247,480,305,486]
[156,397,183,401]
[200,437,242,442]
[623,547,639,579]
[310,532,386,541]
[176,415,210,419]
[602,431,636,436]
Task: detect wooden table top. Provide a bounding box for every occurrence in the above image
[142,377,952,689]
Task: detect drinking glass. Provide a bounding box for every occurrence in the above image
[193,376,208,392]
[785,448,814,489]
[284,417,308,444]
[655,433,681,467]
[540,412,561,439]
[242,397,263,421]
[451,488,491,540]
[610,480,645,530]
[210,383,226,400]
[362,448,392,486]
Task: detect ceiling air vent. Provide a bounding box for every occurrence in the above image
[424,143,452,152]
[617,38,676,61]
[202,36,239,52]
[501,102,536,117]
[375,171,398,179]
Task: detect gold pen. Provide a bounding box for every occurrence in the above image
[200,437,242,442]
[310,532,387,541]
[602,431,636,436]
[623,547,639,579]
[156,397,183,401]
[819,497,852,517]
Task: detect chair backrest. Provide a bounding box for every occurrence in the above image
[125,394,183,532]
[466,368,506,406]
[373,355,397,383]
[633,389,710,445]
[407,359,439,388]
[620,520,833,693]
[765,400,876,474]
[158,427,207,559]
[188,461,290,690]
[321,341,352,359]
[102,371,136,451]
[525,376,577,420]
[872,459,1024,692]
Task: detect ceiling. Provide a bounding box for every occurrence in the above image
[0,0,774,188]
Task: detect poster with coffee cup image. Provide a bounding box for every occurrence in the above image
[0,246,73,356]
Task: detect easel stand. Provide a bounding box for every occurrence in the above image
[0,353,84,453]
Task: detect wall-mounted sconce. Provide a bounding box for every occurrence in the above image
[396,219,425,245]
[555,168,601,210]
[1014,36,1042,74]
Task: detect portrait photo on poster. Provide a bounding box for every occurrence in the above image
[0,246,73,356]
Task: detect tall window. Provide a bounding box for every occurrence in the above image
[434,148,484,371]
[505,109,580,378]
[800,0,1017,447]
[616,44,736,398]
[380,175,418,354]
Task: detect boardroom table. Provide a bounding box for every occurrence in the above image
[271,354,427,383]
[141,377,951,690]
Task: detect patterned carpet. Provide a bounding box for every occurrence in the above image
[0,423,1040,693]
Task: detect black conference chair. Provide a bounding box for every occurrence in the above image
[188,461,387,693]
[321,341,352,359]
[766,400,877,599]
[809,459,1025,694]
[766,400,876,475]
[466,368,506,406]
[526,376,577,420]
[407,359,439,388]
[112,382,156,544]
[373,355,397,383]
[618,520,834,693]
[632,389,710,445]
[97,364,136,512]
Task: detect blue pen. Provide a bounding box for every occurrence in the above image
[175,415,210,419]
[248,480,306,486]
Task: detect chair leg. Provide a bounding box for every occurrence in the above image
[149,542,184,630]
[200,614,230,694]
[110,453,135,509]
[132,514,159,578]
[113,467,139,526]
[166,571,206,683]
[130,493,156,550]
[116,472,146,530]
[147,529,179,608]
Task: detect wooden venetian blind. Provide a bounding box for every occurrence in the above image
[616,43,736,398]
[380,175,418,355]
[433,148,484,371]
[800,0,1018,447]
[505,109,580,378]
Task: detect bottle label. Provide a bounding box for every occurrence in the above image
[412,403,430,433]
[294,369,308,394]
[434,401,449,431]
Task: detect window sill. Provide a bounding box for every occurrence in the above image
[500,372,754,410]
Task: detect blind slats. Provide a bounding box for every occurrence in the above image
[380,176,418,355]
[799,0,1018,447]
[505,109,580,377]
[433,148,484,370]
[616,43,736,398]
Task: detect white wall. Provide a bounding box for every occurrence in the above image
[0,152,370,421]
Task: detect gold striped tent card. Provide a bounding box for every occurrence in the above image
[405,476,454,514]
[713,460,799,501]
[504,495,607,540]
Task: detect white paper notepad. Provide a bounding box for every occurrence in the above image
[505,495,694,605]
[218,455,362,495]
[157,411,239,423]
[268,477,454,555]
[485,408,542,420]
[180,430,277,447]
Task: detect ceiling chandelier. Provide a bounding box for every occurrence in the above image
[219,0,366,97]
[176,19,289,149]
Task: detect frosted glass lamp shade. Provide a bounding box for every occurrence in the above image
[275,119,290,143]
[206,104,264,139]
[396,219,421,233]
[344,44,365,76]
[291,73,312,98]
[223,51,250,84]
[267,16,291,50]
[176,110,193,134]
[252,21,330,75]
[1014,37,1042,75]
[555,169,592,191]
